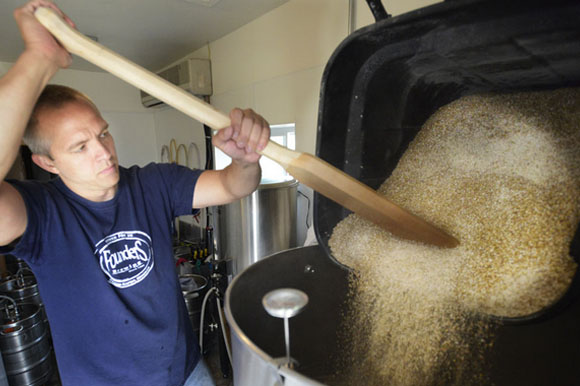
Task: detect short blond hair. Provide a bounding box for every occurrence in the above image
[24,84,98,156]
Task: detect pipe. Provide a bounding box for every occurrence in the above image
[216,297,233,366]
[198,286,233,369]
[199,286,218,353]
[365,0,391,21]
[348,0,357,34]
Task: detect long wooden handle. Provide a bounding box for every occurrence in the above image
[35,7,459,248]
[34,8,293,165]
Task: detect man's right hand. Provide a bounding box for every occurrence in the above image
[14,0,75,70]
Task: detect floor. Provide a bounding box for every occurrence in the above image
[206,346,234,386]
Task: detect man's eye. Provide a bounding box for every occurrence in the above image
[100,131,109,138]
[75,145,86,153]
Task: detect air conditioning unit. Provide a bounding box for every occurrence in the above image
[141,58,212,108]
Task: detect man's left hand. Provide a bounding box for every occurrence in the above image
[212,108,270,164]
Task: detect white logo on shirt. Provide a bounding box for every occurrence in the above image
[95,231,154,288]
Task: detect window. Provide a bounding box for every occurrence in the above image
[214,123,296,183]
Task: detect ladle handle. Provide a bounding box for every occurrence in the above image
[284,317,291,368]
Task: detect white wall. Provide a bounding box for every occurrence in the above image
[187,0,349,155]
[0,63,12,75]
[153,105,207,169]
[169,0,441,155]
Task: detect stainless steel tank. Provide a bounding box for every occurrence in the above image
[217,177,298,276]
[224,246,349,386]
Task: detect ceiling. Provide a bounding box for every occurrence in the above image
[0,0,289,72]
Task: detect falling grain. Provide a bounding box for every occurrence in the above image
[329,88,580,385]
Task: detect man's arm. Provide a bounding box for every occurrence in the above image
[192,108,270,208]
[0,1,73,246]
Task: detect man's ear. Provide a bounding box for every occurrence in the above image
[31,154,59,175]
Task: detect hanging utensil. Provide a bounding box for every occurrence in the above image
[262,288,309,369]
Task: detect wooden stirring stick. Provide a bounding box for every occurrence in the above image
[35,7,459,248]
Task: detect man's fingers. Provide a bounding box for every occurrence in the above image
[245,121,263,153]
[257,122,270,152]
[225,107,270,159]
[229,108,243,139]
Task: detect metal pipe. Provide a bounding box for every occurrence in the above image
[348,0,357,34]
[365,0,390,21]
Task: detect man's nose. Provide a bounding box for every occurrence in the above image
[94,140,112,160]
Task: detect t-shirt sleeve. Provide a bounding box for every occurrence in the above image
[0,180,49,264]
[150,163,204,218]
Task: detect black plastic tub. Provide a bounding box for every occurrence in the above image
[311,0,580,384]
[314,0,580,315]
[314,0,580,250]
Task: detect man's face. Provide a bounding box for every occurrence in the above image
[34,100,120,201]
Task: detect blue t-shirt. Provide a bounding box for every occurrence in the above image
[1,163,203,386]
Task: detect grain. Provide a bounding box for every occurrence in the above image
[329,88,580,385]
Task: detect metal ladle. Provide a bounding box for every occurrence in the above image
[262,288,309,369]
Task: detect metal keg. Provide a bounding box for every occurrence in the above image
[0,272,47,325]
[0,297,53,386]
[180,274,208,335]
[3,257,29,280]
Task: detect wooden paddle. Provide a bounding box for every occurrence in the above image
[35,7,459,248]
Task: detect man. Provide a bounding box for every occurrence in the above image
[0,2,270,385]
